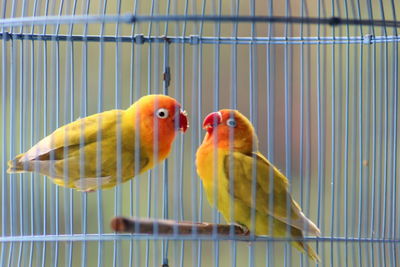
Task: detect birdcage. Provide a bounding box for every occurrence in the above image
[1,0,399,266]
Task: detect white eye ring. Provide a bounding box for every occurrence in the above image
[226,118,237,127]
[156,108,169,119]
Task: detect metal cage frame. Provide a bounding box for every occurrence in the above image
[1,0,400,266]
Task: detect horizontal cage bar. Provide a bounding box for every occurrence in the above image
[1,33,399,45]
[1,14,400,28]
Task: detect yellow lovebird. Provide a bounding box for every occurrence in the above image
[196,110,320,261]
[8,94,188,192]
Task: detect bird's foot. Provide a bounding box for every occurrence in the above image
[82,189,96,193]
[234,223,250,235]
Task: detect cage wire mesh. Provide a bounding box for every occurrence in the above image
[0,0,400,266]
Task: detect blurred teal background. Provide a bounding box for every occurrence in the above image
[1,0,400,266]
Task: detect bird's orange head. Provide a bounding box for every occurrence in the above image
[202,109,258,153]
[128,94,189,158]
[133,94,188,133]
[140,94,187,130]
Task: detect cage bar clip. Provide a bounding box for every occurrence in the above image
[162,35,171,44]
[163,67,171,87]
[1,31,11,41]
[328,17,341,26]
[161,258,169,267]
[363,34,374,44]
[134,34,145,44]
[190,35,200,45]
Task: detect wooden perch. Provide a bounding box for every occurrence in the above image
[111,216,250,236]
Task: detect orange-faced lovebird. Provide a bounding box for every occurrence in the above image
[8,94,188,192]
[196,109,320,261]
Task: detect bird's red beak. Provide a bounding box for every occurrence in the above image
[203,112,222,134]
[178,109,189,133]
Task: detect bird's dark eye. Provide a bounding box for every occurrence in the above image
[226,118,237,127]
[156,108,169,119]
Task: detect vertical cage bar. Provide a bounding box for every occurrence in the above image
[335,15,343,267]
[190,0,200,265]
[362,30,371,266]
[177,0,189,265]
[51,2,62,264]
[370,18,378,267]
[31,1,46,266]
[7,0,18,265]
[230,0,239,266]
[67,2,78,266]
[266,0,275,265]
[129,0,140,265]
[365,2,376,267]
[161,41,170,267]
[358,33,365,267]
[57,2,66,265]
[80,1,90,266]
[350,13,357,267]
[355,10,363,267]
[196,0,206,266]
[377,13,385,267]
[7,20,15,267]
[389,0,398,251]
[248,0,258,265]
[0,1,8,265]
[377,6,388,267]
[171,1,179,265]
[330,0,336,264]
[53,4,64,243]
[129,38,137,267]
[34,3,45,264]
[382,29,389,267]
[299,0,305,233]
[18,4,27,264]
[29,0,37,259]
[112,0,122,266]
[283,0,293,265]
[316,0,323,263]
[40,26,48,267]
[174,28,182,267]
[133,13,143,267]
[145,0,156,266]
[343,2,350,267]
[40,0,50,266]
[162,0,172,256]
[212,0,221,266]
[34,32,43,267]
[190,21,199,267]
[152,2,162,265]
[96,1,108,266]
[151,0,161,264]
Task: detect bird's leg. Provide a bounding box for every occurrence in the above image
[83,189,96,193]
[232,223,253,246]
[233,223,250,235]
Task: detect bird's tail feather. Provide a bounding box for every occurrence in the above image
[290,226,320,262]
[7,154,29,173]
[292,240,320,262]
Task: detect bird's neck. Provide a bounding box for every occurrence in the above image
[124,107,175,162]
[201,134,257,154]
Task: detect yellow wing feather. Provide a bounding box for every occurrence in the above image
[196,148,320,262]
[8,110,150,190]
[21,110,123,161]
[223,151,320,236]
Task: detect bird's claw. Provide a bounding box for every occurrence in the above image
[234,223,250,235]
